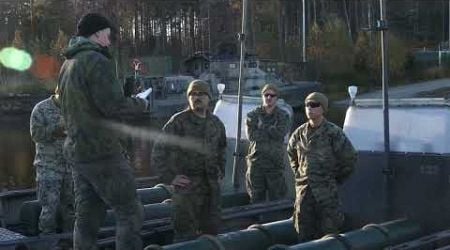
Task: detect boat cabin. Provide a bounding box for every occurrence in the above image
[341,98,450,232]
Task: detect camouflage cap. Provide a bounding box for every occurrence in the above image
[261,84,279,96]
[305,92,328,113]
[186,80,211,98]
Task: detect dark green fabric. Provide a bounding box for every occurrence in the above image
[152,109,227,186]
[72,155,143,250]
[293,186,344,241]
[151,109,226,240]
[58,36,146,162]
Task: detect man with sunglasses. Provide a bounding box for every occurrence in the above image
[287,92,357,242]
[58,13,149,250]
[152,80,226,242]
[245,84,290,203]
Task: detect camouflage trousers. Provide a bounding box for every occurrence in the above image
[72,155,143,250]
[293,186,344,242]
[172,185,221,242]
[36,165,74,234]
[245,159,287,203]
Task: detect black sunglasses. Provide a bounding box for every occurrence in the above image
[263,93,277,98]
[306,102,321,108]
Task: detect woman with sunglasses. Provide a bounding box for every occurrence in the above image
[287,92,357,242]
[245,84,291,203]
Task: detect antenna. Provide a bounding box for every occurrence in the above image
[231,0,248,190]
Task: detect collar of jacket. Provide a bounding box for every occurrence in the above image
[64,36,112,59]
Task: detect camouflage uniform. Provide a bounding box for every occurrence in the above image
[30,95,74,234]
[287,120,357,241]
[58,36,147,250]
[151,109,227,242]
[245,106,290,203]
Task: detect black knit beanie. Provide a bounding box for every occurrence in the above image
[76,13,113,37]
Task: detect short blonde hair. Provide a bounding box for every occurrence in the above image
[261,84,279,96]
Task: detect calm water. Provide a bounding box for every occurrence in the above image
[0,106,347,191]
[0,113,164,191]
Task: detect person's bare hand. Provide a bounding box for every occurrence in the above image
[171,175,191,188]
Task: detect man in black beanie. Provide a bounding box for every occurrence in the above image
[76,13,113,37]
[57,13,148,250]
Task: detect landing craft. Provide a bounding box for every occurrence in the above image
[125,54,321,119]
[124,74,219,118]
[197,54,322,110]
[146,92,450,250]
[0,93,296,249]
[341,96,450,231]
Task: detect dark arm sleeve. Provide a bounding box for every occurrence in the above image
[246,111,262,141]
[217,122,227,177]
[332,129,358,183]
[287,129,300,173]
[151,118,179,185]
[266,111,290,141]
[30,104,58,143]
[87,56,146,117]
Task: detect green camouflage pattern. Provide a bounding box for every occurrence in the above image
[171,184,221,242]
[151,109,226,241]
[72,155,143,250]
[30,96,66,171]
[293,186,344,241]
[287,120,357,240]
[36,168,74,234]
[30,96,74,234]
[58,36,145,249]
[58,36,147,162]
[245,106,290,203]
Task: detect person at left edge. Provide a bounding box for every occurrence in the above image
[57,13,149,250]
[30,87,74,236]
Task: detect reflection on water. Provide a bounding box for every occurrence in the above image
[0,114,167,191]
[0,115,35,191]
[0,106,347,191]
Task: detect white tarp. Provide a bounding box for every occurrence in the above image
[343,105,450,154]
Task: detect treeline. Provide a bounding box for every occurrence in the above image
[0,0,449,89]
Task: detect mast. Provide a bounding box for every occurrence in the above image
[302,0,306,63]
[231,0,248,189]
[378,0,392,219]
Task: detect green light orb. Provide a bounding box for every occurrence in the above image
[0,47,33,71]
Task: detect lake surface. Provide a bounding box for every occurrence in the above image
[0,105,347,191]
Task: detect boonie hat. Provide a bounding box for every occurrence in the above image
[186,80,211,98]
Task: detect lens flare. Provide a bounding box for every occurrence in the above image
[30,54,60,80]
[104,120,208,155]
[0,47,33,71]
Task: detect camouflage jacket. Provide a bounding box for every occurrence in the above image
[246,106,290,168]
[287,120,357,203]
[30,96,67,171]
[151,109,227,192]
[58,37,146,162]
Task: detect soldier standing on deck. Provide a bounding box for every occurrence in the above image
[245,84,290,203]
[58,13,149,250]
[287,92,357,242]
[30,89,74,235]
[151,80,227,242]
